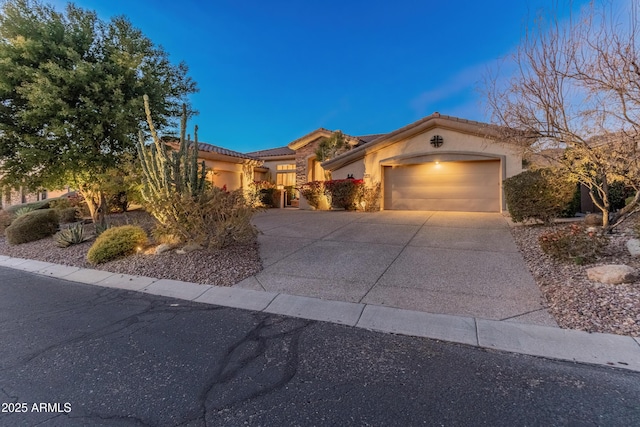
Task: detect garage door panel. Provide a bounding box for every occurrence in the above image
[389,198,494,211]
[390,184,496,199]
[384,161,500,212]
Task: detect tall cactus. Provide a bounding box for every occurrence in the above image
[137,94,206,224]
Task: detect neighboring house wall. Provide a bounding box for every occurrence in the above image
[1,187,70,210]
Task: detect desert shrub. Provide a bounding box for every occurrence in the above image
[48,198,70,210]
[147,187,257,249]
[87,225,147,264]
[607,181,634,211]
[357,182,382,212]
[299,181,328,209]
[67,194,91,218]
[5,209,59,245]
[0,209,12,233]
[325,179,363,210]
[13,206,35,218]
[559,184,581,218]
[504,168,576,224]
[95,222,112,236]
[259,188,279,207]
[54,223,92,248]
[5,198,51,215]
[107,191,130,213]
[538,224,608,265]
[57,207,79,223]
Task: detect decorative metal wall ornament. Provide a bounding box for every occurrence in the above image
[430,135,444,148]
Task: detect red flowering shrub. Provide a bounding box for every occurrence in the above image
[538,224,608,265]
[299,181,327,209]
[324,179,364,210]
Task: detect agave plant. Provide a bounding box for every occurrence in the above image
[13,206,35,217]
[54,223,93,248]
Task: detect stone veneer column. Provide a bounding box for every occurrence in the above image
[295,138,323,187]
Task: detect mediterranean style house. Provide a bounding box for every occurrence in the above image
[1,113,525,213]
[242,112,524,212]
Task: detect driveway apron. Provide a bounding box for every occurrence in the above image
[235,209,556,326]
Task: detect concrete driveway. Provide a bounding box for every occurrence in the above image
[235,209,556,326]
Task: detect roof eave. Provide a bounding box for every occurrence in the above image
[287,128,333,150]
[322,115,507,171]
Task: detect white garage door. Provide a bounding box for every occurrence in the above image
[383,160,500,212]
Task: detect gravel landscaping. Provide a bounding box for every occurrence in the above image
[0,210,262,287]
[510,220,640,337]
[1,209,639,337]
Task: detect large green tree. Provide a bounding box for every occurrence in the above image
[0,0,197,226]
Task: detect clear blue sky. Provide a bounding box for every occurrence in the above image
[48,0,588,153]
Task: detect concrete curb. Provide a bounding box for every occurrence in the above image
[1,256,639,372]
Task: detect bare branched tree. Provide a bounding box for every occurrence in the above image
[486,0,640,230]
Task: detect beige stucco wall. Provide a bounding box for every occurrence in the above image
[260,158,296,184]
[331,127,523,212]
[334,128,522,182]
[330,161,365,180]
[204,160,244,190]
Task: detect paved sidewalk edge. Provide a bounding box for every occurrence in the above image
[1,256,639,373]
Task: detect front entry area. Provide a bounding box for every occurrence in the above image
[383,160,500,212]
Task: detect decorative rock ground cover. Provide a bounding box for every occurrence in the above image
[511,222,640,337]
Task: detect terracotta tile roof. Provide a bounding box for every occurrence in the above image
[356,134,386,143]
[245,146,295,157]
[195,142,260,160]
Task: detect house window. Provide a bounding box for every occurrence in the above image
[276,164,296,187]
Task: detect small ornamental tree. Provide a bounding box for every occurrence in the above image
[485,1,640,230]
[315,131,347,162]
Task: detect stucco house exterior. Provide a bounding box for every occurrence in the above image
[2,113,524,214]
[165,140,264,192]
[240,112,524,213]
[322,113,523,212]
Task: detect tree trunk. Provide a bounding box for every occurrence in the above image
[79,186,107,229]
[608,190,640,231]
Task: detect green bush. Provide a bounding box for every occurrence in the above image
[299,181,328,209]
[5,198,52,214]
[48,198,70,210]
[4,209,59,245]
[54,223,92,247]
[87,225,147,264]
[259,188,279,208]
[538,224,608,265]
[324,179,363,210]
[57,207,79,223]
[504,169,577,224]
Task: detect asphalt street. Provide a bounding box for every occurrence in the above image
[1,266,639,426]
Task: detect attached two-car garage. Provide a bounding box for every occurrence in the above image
[382,160,501,212]
[321,113,523,214]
